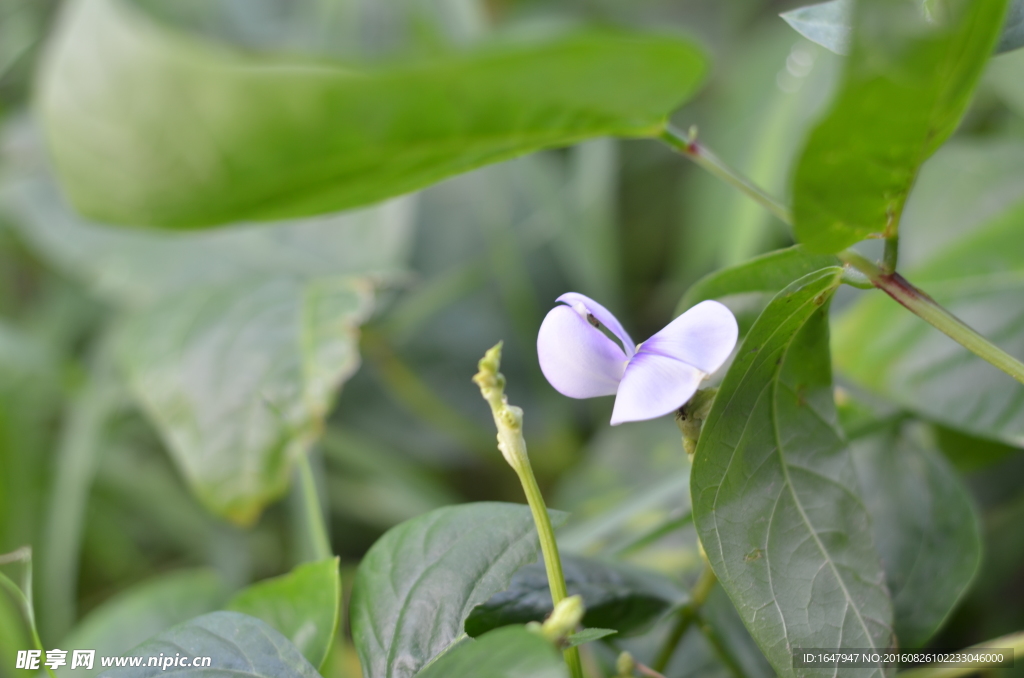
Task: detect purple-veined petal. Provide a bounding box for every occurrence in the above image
[556,292,635,357]
[537,305,628,399]
[610,352,704,425]
[640,300,738,374]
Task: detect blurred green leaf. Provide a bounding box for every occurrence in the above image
[933,424,1020,473]
[851,423,981,648]
[464,554,684,637]
[413,626,567,678]
[349,502,566,678]
[39,0,705,228]
[834,200,1024,446]
[117,276,371,524]
[791,0,1008,252]
[563,627,617,648]
[226,558,340,669]
[58,570,229,678]
[782,0,1024,55]
[2,156,415,525]
[3,176,413,309]
[677,246,838,313]
[96,611,318,678]
[987,46,1024,118]
[691,268,894,678]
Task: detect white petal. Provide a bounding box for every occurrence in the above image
[556,292,635,357]
[640,300,738,374]
[610,353,704,425]
[537,305,628,399]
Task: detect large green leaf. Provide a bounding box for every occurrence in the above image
[349,502,566,678]
[58,570,229,678]
[851,424,981,648]
[690,268,894,678]
[96,611,319,678]
[413,626,567,678]
[464,554,684,637]
[834,200,1024,446]
[116,276,371,523]
[791,0,1008,252]
[1,161,413,524]
[38,0,706,228]
[782,0,1024,55]
[226,558,340,670]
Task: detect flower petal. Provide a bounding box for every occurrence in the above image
[640,300,738,374]
[556,292,635,357]
[610,352,704,425]
[537,305,628,399]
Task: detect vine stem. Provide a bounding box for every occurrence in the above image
[473,344,584,678]
[652,563,717,673]
[837,251,1024,385]
[659,124,1024,387]
[297,454,333,561]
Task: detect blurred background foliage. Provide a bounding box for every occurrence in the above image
[0,0,1022,676]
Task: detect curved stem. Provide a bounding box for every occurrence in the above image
[660,126,792,226]
[652,565,717,673]
[896,630,1024,678]
[660,125,1024,387]
[297,455,332,561]
[0,548,57,678]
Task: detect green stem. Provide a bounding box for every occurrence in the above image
[0,548,57,678]
[838,251,1024,385]
[652,565,717,673]
[661,124,1024,387]
[474,344,583,678]
[660,126,792,226]
[896,630,1024,678]
[297,454,332,561]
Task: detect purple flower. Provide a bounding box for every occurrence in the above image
[537,292,738,425]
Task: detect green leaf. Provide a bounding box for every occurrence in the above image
[413,626,567,678]
[464,554,684,638]
[834,200,1024,446]
[677,246,840,313]
[39,0,706,229]
[349,502,567,678]
[933,425,1020,473]
[851,423,981,648]
[96,611,320,678]
[3,175,412,308]
[116,276,371,524]
[690,268,894,678]
[226,558,340,670]
[791,0,1008,253]
[782,0,1024,55]
[58,570,229,678]
[563,627,617,648]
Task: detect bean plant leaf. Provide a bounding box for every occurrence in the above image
[677,246,839,313]
[57,570,229,678]
[226,558,341,669]
[851,424,981,648]
[96,611,319,678]
[349,502,567,678]
[782,0,1024,55]
[791,0,1009,253]
[464,554,684,637]
[834,200,1024,447]
[116,277,372,524]
[1,161,413,525]
[564,628,617,648]
[413,626,567,678]
[38,0,706,229]
[690,268,894,678]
